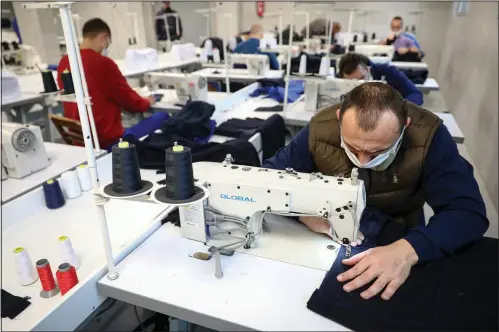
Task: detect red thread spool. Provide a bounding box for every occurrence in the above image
[56,263,78,296]
[36,259,56,291]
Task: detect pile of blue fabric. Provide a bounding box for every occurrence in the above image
[249,78,304,103]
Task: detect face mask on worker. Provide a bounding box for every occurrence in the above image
[340,126,405,171]
[101,37,111,56]
[360,66,372,81]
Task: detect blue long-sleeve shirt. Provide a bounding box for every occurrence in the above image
[234,38,280,70]
[369,62,424,106]
[263,125,489,263]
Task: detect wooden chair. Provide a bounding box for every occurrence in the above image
[49,114,85,146]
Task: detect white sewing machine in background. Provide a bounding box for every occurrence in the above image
[350,44,395,58]
[304,77,384,112]
[145,72,208,104]
[2,44,44,75]
[180,160,365,251]
[1,122,50,179]
[228,53,269,76]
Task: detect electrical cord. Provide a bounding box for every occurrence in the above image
[94,299,117,318]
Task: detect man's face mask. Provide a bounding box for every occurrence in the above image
[341,127,405,171]
[102,36,111,56]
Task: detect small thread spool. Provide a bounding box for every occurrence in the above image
[36,259,60,298]
[41,70,58,93]
[58,236,80,270]
[43,179,65,209]
[372,33,376,41]
[213,48,221,63]
[319,56,330,76]
[164,143,194,200]
[60,170,82,199]
[56,263,79,296]
[298,54,307,75]
[61,69,75,94]
[13,247,38,286]
[76,164,92,191]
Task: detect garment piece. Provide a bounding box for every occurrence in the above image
[200,37,225,61]
[162,101,215,140]
[262,105,488,262]
[155,7,183,41]
[1,289,31,319]
[369,61,423,105]
[234,38,280,70]
[307,237,498,331]
[401,32,424,58]
[393,51,423,63]
[254,105,284,112]
[399,68,429,85]
[250,80,304,103]
[193,120,216,144]
[57,49,150,148]
[214,114,286,160]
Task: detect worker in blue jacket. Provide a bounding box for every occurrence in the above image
[234,24,280,70]
[338,53,423,106]
[263,82,488,301]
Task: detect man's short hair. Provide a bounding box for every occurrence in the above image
[339,82,407,132]
[338,53,370,77]
[82,18,111,39]
[392,16,403,22]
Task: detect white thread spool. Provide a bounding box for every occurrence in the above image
[13,247,38,286]
[204,39,213,57]
[60,170,82,199]
[58,236,80,270]
[76,164,92,191]
[298,54,307,75]
[200,50,208,62]
[319,56,330,76]
[213,48,221,63]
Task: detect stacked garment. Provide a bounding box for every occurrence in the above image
[306,208,499,331]
[125,101,260,171]
[214,114,286,161]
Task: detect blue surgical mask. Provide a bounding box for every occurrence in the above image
[341,127,405,171]
[101,37,111,57]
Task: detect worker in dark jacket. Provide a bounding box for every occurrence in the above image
[234,24,280,70]
[338,53,423,106]
[155,1,183,42]
[263,82,488,300]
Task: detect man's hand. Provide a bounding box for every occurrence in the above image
[397,47,409,55]
[337,239,418,300]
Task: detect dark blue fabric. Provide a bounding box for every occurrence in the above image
[307,237,498,331]
[234,38,280,70]
[249,80,304,103]
[193,120,216,144]
[262,124,488,263]
[12,18,22,44]
[368,61,423,106]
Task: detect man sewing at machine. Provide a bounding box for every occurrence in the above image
[338,53,423,106]
[380,16,424,61]
[57,18,166,150]
[234,24,280,71]
[263,82,488,300]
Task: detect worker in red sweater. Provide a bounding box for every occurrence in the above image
[57,18,167,149]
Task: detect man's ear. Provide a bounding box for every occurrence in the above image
[336,109,340,120]
[405,117,411,128]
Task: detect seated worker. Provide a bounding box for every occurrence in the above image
[263,82,488,300]
[380,16,424,59]
[234,24,280,70]
[338,53,423,106]
[57,18,165,150]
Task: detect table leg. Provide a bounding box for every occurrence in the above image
[43,105,53,142]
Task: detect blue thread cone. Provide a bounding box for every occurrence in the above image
[43,179,65,209]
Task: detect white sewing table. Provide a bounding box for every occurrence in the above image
[1,143,107,204]
[114,54,201,79]
[416,78,439,93]
[1,153,173,331]
[192,68,284,83]
[390,61,429,71]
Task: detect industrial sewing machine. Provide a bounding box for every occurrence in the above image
[228,53,269,76]
[304,78,384,112]
[2,44,43,75]
[178,159,365,252]
[144,72,208,105]
[1,122,50,179]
